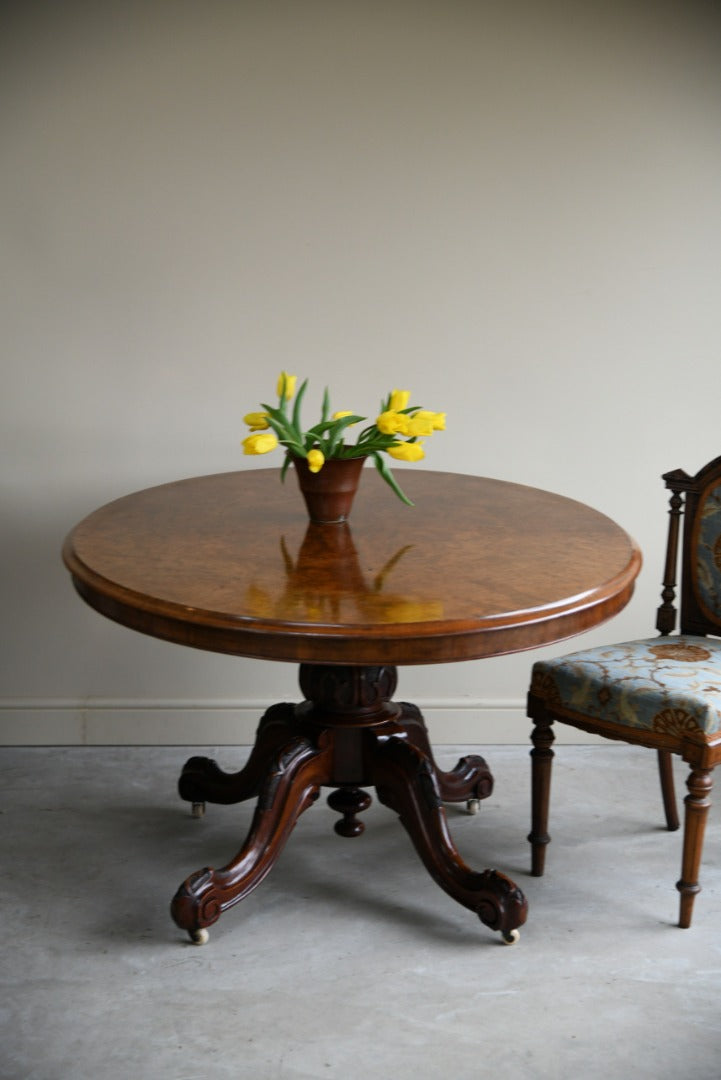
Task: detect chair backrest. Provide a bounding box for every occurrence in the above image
[656,454,721,637]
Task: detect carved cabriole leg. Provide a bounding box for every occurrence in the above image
[440,756,494,809]
[399,701,494,807]
[372,734,527,941]
[171,732,332,940]
[676,765,714,929]
[178,702,297,810]
[528,705,555,877]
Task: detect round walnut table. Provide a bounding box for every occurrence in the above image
[62,468,641,945]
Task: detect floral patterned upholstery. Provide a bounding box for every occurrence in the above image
[530,635,721,745]
[695,481,721,625]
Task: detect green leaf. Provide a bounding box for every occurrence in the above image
[355,425,378,444]
[326,414,366,456]
[291,378,309,433]
[260,404,305,456]
[280,452,293,482]
[261,401,292,431]
[279,437,307,457]
[306,414,363,440]
[371,452,414,506]
[305,420,333,438]
[357,432,398,453]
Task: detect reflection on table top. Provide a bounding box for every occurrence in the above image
[63,468,641,665]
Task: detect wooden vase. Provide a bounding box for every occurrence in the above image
[291,455,366,524]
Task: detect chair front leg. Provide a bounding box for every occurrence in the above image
[677,765,714,929]
[528,707,555,877]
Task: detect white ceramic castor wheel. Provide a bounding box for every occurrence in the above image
[501,928,520,945]
[191,801,206,819]
[466,798,481,815]
[189,928,209,945]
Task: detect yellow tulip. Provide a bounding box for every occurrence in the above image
[244,411,270,431]
[415,410,446,431]
[376,410,410,436]
[242,432,279,455]
[388,441,425,462]
[332,411,354,420]
[307,448,325,473]
[276,371,297,400]
[405,414,435,437]
[389,389,410,411]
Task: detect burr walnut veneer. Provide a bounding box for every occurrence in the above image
[63,468,641,944]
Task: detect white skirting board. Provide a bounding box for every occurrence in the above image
[0,699,603,746]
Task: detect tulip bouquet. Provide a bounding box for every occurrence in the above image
[242,372,445,506]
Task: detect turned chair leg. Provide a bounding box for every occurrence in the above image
[677,765,714,929]
[528,714,555,877]
[657,749,680,831]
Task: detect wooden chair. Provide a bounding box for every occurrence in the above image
[527,455,721,927]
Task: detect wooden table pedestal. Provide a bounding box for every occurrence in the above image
[172,663,527,945]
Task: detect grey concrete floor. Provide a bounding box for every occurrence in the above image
[1,744,719,1080]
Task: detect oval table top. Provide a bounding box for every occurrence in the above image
[62,468,642,666]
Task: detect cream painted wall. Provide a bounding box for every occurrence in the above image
[2,2,720,745]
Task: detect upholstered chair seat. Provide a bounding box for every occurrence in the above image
[530,635,721,743]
